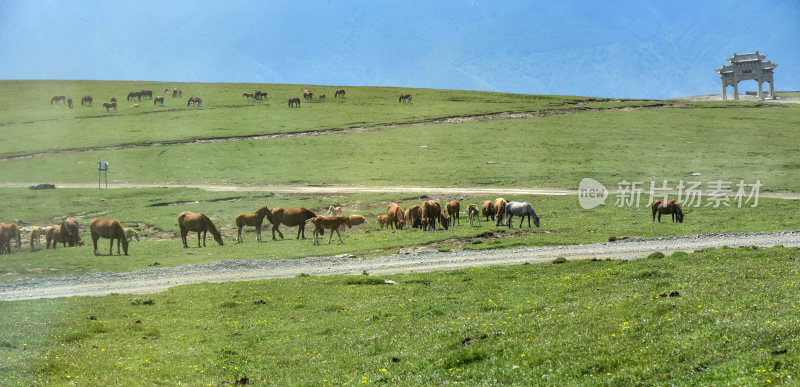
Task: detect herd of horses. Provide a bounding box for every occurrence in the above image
[0,197,684,255]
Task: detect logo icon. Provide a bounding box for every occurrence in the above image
[578,178,608,209]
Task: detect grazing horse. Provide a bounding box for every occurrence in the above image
[310,216,351,245]
[651,199,684,223]
[288,97,301,108]
[154,96,165,105]
[61,217,80,247]
[45,225,66,249]
[235,205,273,243]
[377,214,390,229]
[29,226,43,251]
[0,228,9,254]
[504,202,541,228]
[303,90,313,100]
[178,211,223,247]
[67,98,73,108]
[494,198,508,226]
[81,96,93,106]
[405,204,422,229]
[421,200,449,231]
[467,204,481,227]
[387,203,406,230]
[445,200,460,226]
[269,207,318,240]
[103,101,117,112]
[481,200,495,221]
[127,91,141,101]
[399,94,412,103]
[172,88,180,98]
[335,89,346,98]
[0,223,21,249]
[243,92,255,99]
[140,90,153,100]
[187,96,202,106]
[123,227,140,242]
[90,218,128,255]
[51,95,66,105]
[318,94,326,101]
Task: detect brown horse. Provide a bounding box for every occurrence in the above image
[255,90,267,100]
[243,92,255,99]
[140,90,153,100]
[399,94,412,103]
[421,200,449,231]
[303,90,313,100]
[178,212,223,247]
[29,226,43,251]
[310,216,351,245]
[405,204,422,229]
[651,199,684,223]
[90,218,129,256]
[387,203,405,230]
[0,228,9,254]
[0,223,21,249]
[45,225,66,249]
[467,204,482,227]
[445,200,460,226]
[103,101,117,112]
[377,214,390,229]
[81,96,93,106]
[288,97,301,108]
[61,217,80,247]
[127,91,141,101]
[335,89,346,98]
[51,95,66,105]
[481,200,495,221]
[154,96,165,105]
[269,207,318,240]
[187,96,202,106]
[235,205,273,243]
[494,198,508,226]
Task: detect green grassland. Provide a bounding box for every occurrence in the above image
[2,246,798,385]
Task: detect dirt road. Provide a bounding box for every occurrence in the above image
[1,231,797,301]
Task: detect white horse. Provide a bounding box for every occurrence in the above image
[504,202,540,228]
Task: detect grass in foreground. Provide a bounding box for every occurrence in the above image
[1,246,798,385]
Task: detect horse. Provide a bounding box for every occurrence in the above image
[243,92,255,100]
[387,203,405,230]
[319,94,326,101]
[288,97,301,108]
[29,226,43,251]
[187,96,202,106]
[651,199,684,223]
[51,95,66,105]
[123,227,140,242]
[481,200,495,221]
[61,217,80,247]
[421,200,449,231]
[140,90,153,100]
[399,94,412,103]
[81,96,93,106]
[178,211,223,247]
[269,207,318,240]
[127,91,141,101]
[90,218,129,256]
[504,202,540,228]
[445,200,460,226]
[405,204,423,229]
[235,205,273,243]
[0,223,21,249]
[303,90,313,100]
[172,88,180,98]
[254,90,267,100]
[337,214,365,233]
[154,96,165,105]
[467,204,481,226]
[103,102,117,112]
[494,198,508,226]
[67,98,73,108]
[0,228,9,254]
[110,97,117,103]
[335,89,346,98]
[377,214,390,229]
[45,225,66,249]
[327,206,343,217]
[310,216,350,245]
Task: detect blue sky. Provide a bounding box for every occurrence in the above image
[1,0,797,99]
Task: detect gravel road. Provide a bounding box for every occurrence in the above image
[1,231,797,301]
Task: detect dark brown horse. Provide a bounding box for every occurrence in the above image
[61,217,80,247]
[269,207,318,240]
[187,96,202,106]
[81,96,93,106]
[67,98,73,108]
[51,95,66,105]
[103,101,117,112]
[335,89,346,98]
[652,199,684,223]
[140,89,153,100]
[179,211,223,247]
[405,204,422,229]
[154,96,165,105]
[235,205,273,243]
[90,218,128,256]
[399,94,412,103]
[303,90,313,100]
[255,90,267,100]
[127,91,141,101]
[288,97,301,108]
